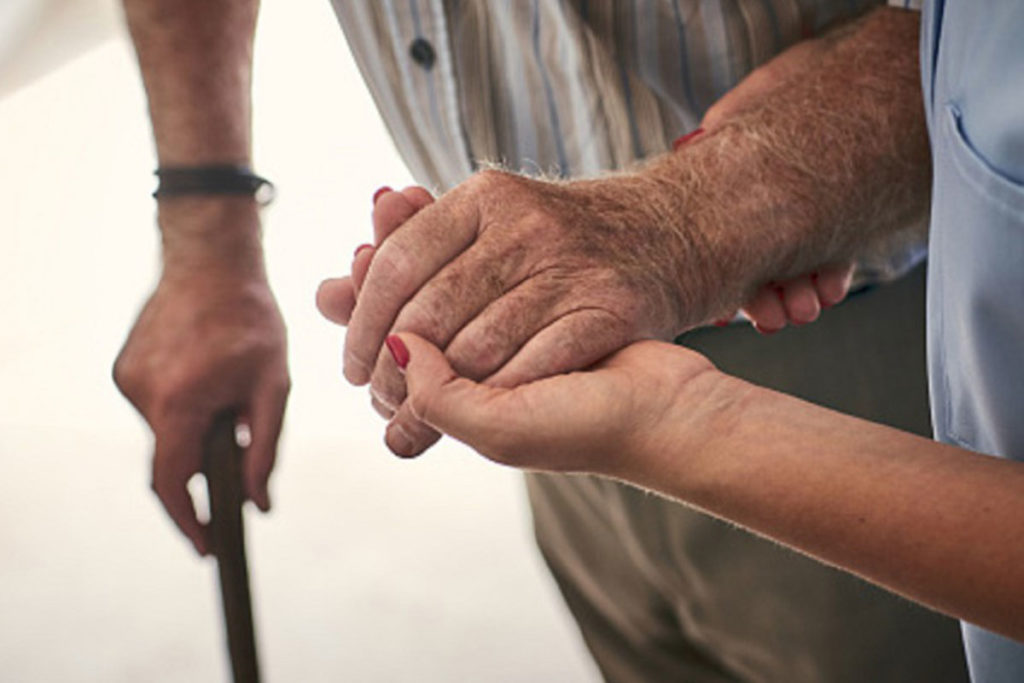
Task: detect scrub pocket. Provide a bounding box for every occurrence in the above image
[927,103,1024,457]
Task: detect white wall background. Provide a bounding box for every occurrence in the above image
[0,1,598,681]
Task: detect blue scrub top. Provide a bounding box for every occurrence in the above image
[922,1,1024,680]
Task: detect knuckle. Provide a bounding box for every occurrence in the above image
[369,244,414,292]
[517,207,560,239]
[449,333,505,380]
[111,352,140,395]
[466,168,532,208]
[469,168,511,191]
[151,376,196,415]
[396,296,451,345]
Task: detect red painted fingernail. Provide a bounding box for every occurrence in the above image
[373,186,392,204]
[354,243,373,258]
[385,335,409,369]
[672,127,705,150]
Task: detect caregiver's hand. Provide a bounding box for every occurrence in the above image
[385,332,724,478]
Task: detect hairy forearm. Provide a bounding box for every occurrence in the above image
[123,0,259,165]
[633,372,1024,640]
[593,7,930,327]
[123,0,264,273]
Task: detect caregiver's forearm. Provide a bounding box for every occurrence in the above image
[637,373,1024,640]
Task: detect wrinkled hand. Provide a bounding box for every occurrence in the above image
[386,332,718,479]
[114,221,289,556]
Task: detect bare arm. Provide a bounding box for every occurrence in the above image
[114,0,289,555]
[395,334,1024,642]
[122,0,256,164]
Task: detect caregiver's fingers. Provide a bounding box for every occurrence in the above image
[373,186,436,246]
[778,277,821,326]
[813,262,855,309]
[741,286,788,334]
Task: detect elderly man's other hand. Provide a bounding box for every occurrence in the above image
[114,200,289,556]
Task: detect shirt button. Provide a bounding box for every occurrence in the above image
[409,37,436,70]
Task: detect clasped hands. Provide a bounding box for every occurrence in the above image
[317,173,852,465]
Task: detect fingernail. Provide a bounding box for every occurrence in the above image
[754,323,782,336]
[354,243,373,258]
[373,186,392,204]
[672,127,705,151]
[385,334,409,369]
[714,319,730,327]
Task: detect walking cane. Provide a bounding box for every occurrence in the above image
[203,412,261,683]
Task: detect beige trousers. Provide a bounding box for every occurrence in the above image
[526,265,969,682]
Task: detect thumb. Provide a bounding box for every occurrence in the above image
[316,277,356,325]
[386,333,505,450]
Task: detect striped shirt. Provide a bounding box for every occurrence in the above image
[330,0,924,279]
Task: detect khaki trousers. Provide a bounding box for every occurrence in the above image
[526,266,969,682]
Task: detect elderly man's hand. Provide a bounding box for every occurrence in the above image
[114,201,289,555]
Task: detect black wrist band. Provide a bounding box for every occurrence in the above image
[153,165,276,206]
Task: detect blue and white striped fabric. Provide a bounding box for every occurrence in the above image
[332,0,921,278]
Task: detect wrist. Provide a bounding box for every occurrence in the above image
[158,196,266,278]
[625,367,750,498]
[568,162,728,332]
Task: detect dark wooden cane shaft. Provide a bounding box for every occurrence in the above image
[203,414,261,683]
